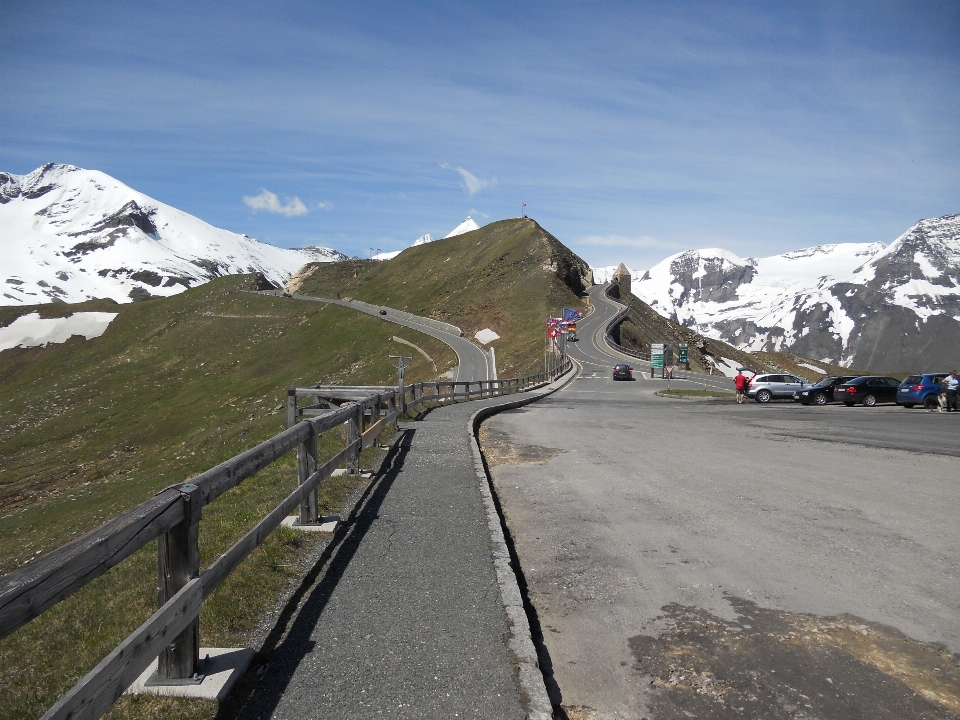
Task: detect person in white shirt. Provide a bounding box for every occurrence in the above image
[945,371,959,412]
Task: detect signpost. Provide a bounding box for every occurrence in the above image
[678,343,689,369]
[651,343,664,378]
[390,355,413,412]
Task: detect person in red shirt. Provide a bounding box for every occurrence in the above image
[734,370,748,404]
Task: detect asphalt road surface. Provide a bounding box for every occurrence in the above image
[577,285,735,393]
[481,289,960,719]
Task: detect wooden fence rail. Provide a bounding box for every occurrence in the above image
[3,359,572,720]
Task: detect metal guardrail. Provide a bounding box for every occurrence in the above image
[2,356,574,720]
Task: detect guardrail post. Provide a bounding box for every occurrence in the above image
[346,404,360,473]
[298,425,319,524]
[156,483,201,681]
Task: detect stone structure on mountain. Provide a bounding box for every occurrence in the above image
[611,263,631,295]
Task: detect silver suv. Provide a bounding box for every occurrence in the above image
[746,373,807,403]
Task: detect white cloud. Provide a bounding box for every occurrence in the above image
[440,163,497,196]
[579,234,670,249]
[242,189,309,217]
[316,201,333,210]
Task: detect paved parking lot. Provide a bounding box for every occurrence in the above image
[481,380,960,719]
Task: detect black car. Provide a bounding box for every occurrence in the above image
[612,363,633,380]
[794,376,860,405]
[834,376,902,406]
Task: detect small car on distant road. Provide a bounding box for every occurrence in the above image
[612,363,633,380]
[747,373,807,403]
[793,376,860,405]
[897,373,949,409]
[835,376,902,406]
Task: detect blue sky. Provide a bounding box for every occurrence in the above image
[3,1,958,269]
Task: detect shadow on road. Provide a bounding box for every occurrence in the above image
[224,428,414,720]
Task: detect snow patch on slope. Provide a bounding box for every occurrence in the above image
[0,312,118,351]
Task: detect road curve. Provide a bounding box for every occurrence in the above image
[570,284,734,394]
[260,290,490,382]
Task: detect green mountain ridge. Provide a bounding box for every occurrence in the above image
[287,218,592,378]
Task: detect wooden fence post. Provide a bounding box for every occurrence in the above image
[286,388,297,429]
[298,425,319,525]
[346,404,360,473]
[156,483,201,681]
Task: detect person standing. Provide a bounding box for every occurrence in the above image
[946,371,960,412]
[734,370,748,404]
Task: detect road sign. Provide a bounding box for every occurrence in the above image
[678,344,688,366]
[651,343,665,369]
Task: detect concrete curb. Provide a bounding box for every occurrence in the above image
[466,361,580,720]
[653,390,735,401]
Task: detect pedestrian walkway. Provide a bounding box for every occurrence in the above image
[236,388,564,719]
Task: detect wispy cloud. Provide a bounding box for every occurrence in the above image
[579,234,670,249]
[316,200,333,210]
[242,189,308,216]
[441,163,497,196]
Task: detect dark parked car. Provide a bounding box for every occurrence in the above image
[793,376,860,405]
[612,363,633,380]
[746,373,807,403]
[897,373,949,409]
[835,376,902,406]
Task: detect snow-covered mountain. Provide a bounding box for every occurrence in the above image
[1,163,346,306]
[598,214,960,371]
[373,217,481,260]
[444,216,479,238]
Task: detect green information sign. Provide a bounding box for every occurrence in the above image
[651,343,665,369]
[678,344,688,364]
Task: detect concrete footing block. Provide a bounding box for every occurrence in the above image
[125,647,254,701]
[281,515,341,532]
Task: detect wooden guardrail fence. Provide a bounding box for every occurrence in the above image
[0,358,573,720]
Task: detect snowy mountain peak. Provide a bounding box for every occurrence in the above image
[1,163,346,306]
[444,216,480,238]
[412,234,433,246]
[610,213,960,370]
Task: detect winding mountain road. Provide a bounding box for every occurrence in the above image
[577,283,737,393]
[261,290,490,382]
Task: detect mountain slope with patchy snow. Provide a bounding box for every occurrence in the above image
[1,163,345,306]
[596,214,960,371]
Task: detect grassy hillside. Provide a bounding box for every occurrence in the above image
[0,274,457,720]
[752,351,874,382]
[287,218,591,378]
